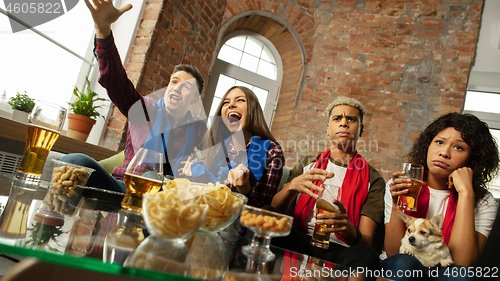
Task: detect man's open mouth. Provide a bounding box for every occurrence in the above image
[170,94,180,103]
[228,112,242,124]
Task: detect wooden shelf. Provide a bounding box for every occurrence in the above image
[0,116,118,161]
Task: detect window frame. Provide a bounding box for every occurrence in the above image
[0,0,146,146]
[463,90,500,197]
[203,30,283,128]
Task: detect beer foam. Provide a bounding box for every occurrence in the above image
[316,199,339,213]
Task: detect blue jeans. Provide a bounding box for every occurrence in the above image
[59,153,126,193]
[381,254,478,281]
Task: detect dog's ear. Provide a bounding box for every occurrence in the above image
[430,214,444,231]
[397,210,412,224]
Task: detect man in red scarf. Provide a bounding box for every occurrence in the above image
[271,96,385,280]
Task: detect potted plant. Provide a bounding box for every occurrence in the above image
[8,91,35,123]
[67,77,108,141]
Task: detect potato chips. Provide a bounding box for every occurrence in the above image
[143,189,208,239]
[146,179,246,237]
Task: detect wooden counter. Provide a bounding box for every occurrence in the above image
[0,116,117,161]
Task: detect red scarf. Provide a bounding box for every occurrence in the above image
[404,183,457,245]
[292,148,370,243]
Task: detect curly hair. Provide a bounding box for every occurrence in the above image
[408,112,499,205]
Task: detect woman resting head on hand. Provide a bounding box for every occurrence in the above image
[382,112,499,280]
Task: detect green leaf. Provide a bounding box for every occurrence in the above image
[8,91,35,113]
[68,77,109,119]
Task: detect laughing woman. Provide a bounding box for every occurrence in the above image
[382,113,499,281]
[180,86,284,208]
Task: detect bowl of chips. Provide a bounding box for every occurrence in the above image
[142,189,209,242]
[163,179,247,232]
[201,191,247,232]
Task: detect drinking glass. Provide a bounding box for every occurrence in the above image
[103,209,145,265]
[121,148,164,212]
[310,184,342,249]
[0,100,66,240]
[396,163,424,211]
[17,100,67,183]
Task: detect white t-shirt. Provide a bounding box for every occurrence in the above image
[384,179,498,238]
[303,160,368,247]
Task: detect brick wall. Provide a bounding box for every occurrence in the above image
[102,0,483,181]
[100,0,226,150]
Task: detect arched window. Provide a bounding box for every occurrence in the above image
[203,31,283,128]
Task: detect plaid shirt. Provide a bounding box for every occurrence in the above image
[225,140,284,207]
[94,34,206,179]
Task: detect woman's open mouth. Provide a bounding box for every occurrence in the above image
[228,112,242,124]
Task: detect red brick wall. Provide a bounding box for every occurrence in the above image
[102,0,483,181]
[100,0,226,150]
[222,0,483,180]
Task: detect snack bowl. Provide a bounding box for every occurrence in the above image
[238,205,293,273]
[200,192,247,232]
[142,190,209,243]
[42,160,95,216]
[239,205,293,238]
[125,189,209,277]
[163,179,248,232]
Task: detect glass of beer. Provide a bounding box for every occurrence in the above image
[16,100,67,183]
[122,148,164,212]
[311,184,342,249]
[0,100,66,240]
[396,163,424,211]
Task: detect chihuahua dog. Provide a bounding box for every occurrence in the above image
[397,211,454,267]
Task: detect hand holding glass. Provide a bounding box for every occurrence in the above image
[396,163,424,211]
[122,148,164,212]
[311,184,341,249]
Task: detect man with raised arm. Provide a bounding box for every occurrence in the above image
[61,0,206,193]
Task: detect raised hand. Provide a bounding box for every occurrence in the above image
[84,0,132,38]
[289,168,334,199]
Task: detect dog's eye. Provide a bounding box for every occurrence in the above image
[420,230,427,235]
[407,227,411,232]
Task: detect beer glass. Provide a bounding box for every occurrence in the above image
[0,100,66,240]
[311,184,342,249]
[17,100,67,183]
[121,148,164,212]
[396,163,424,211]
